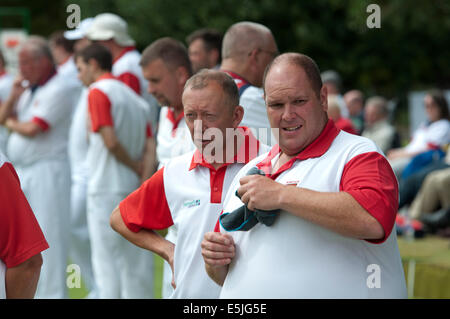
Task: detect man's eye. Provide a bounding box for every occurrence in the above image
[269,103,282,108]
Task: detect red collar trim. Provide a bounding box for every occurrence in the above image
[0,70,6,77]
[95,73,116,82]
[221,70,250,89]
[113,46,136,64]
[166,107,184,134]
[257,119,339,179]
[189,126,260,171]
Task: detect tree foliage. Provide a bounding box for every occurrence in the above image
[2,0,449,102]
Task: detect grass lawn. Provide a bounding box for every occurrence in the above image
[68,253,165,299]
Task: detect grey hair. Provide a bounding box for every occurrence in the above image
[221,21,273,60]
[20,35,54,64]
[184,69,239,110]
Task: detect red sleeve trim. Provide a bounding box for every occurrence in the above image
[340,152,398,244]
[117,72,141,95]
[0,163,49,268]
[119,167,173,232]
[426,142,440,150]
[88,88,114,132]
[31,117,50,131]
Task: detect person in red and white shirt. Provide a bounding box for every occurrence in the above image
[202,53,407,298]
[76,43,156,299]
[0,36,80,299]
[110,69,269,298]
[86,12,160,133]
[220,22,279,146]
[0,150,49,299]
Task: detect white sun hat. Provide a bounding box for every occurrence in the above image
[64,17,94,40]
[85,13,135,47]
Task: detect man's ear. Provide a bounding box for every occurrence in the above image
[233,105,245,128]
[320,85,328,112]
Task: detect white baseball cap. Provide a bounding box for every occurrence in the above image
[85,13,135,47]
[64,18,94,40]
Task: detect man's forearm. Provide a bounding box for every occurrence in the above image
[205,264,229,287]
[5,253,43,299]
[0,97,17,125]
[110,206,174,263]
[278,186,384,240]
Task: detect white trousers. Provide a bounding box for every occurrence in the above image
[70,175,97,297]
[16,160,71,299]
[87,192,154,299]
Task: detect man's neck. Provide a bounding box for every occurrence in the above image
[205,128,243,170]
[220,59,252,84]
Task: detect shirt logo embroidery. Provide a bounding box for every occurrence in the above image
[183,199,201,208]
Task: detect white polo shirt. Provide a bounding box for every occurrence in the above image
[113,47,159,132]
[222,70,275,146]
[86,74,151,195]
[68,88,89,179]
[218,120,407,299]
[120,128,269,298]
[0,152,49,299]
[156,107,195,168]
[0,71,13,153]
[6,71,80,167]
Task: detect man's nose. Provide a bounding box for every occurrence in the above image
[281,103,296,121]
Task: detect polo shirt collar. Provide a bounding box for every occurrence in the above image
[189,126,260,171]
[30,68,57,93]
[221,70,250,86]
[113,46,136,64]
[94,73,116,82]
[256,119,339,178]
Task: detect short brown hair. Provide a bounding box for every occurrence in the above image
[75,43,112,71]
[263,52,323,97]
[184,69,239,110]
[140,37,192,76]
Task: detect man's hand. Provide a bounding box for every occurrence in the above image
[201,232,235,286]
[9,75,27,101]
[237,175,285,211]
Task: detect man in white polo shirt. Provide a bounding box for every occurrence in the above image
[76,43,156,299]
[110,69,269,298]
[202,53,407,298]
[0,36,80,299]
[86,12,159,132]
[140,37,196,168]
[220,21,279,146]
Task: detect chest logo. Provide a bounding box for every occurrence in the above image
[183,199,201,208]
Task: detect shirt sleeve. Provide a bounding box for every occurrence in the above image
[0,163,49,268]
[88,88,114,132]
[119,167,173,232]
[117,72,141,95]
[340,151,398,244]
